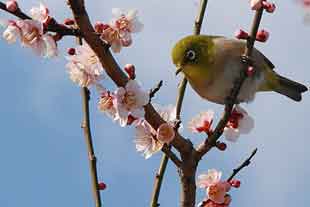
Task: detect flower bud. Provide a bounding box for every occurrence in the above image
[124,64,136,79]
[98,182,107,190]
[67,47,76,55]
[256,29,269,42]
[234,29,249,40]
[6,0,18,12]
[262,1,276,13]
[216,142,227,151]
[94,22,109,33]
[229,179,241,188]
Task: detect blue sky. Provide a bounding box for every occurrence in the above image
[0,0,309,206]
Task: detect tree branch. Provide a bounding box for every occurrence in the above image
[195,7,265,160]
[81,87,102,207]
[150,1,210,206]
[0,1,81,37]
[227,148,258,182]
[67,0,191,155]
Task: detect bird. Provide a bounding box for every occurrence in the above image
[171,35,308,104]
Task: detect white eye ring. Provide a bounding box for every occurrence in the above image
[186,50,196,61]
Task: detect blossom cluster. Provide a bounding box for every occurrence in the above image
[97,78,176,159]
[197,169,241,207]
[95,8,143,53]
[188,105,254,143]
[0,3,57,57]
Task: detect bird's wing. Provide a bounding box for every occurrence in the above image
[255,50,275,69]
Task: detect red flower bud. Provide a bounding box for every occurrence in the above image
[216,142,227,151]
[124,64,136,79]
[6,0,18,12]
[256,29,269,42]
[94,22,109,33]
[67,48,76,55]
[234,29,249,40]
[98,182,107,190]
[262,1,276,13]
[229,179,241,188]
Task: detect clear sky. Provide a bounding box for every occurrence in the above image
[0,0,309,206]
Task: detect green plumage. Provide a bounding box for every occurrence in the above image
[171,35,307,104]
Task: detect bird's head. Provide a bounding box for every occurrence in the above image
[171,35,215,81]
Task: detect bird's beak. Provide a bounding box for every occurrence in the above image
[175,66,183,76]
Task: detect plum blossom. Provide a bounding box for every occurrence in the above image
[0,19,57,57]
[113,80,149,126]
[197,169,234,205]
[133,104,177,158]
[224,105,254,142]
[188,110,214,134]
[197,169,222,188]
[97,8,143,53]
[98,91,117,119]
[134,120,162,159]
[207,181,231,204]
[2,21,20,43]
[66,43,104,87]
[29,3,50,24]
[111,8,144,33]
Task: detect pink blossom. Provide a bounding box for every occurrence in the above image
[111,8,144,33]
[197,169,222,189]
[113,80,149,127]
[99,24,123,53]
[98,91,117,119]
[2,22,20,44]
[66,43,104,87]
[188,110,214,134]
[6,0,18,12]
[29,3,50,24]
[156,123,175,144]
[134,120,162,159]
[98,8,143,53]
[1,19,57,57]
[207,181,231,204]
[224,105,254,142]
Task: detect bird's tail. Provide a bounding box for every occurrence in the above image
[274,75,308,101]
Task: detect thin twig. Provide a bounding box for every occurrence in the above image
[149,80,163,101]
[0,1,81,37]
[161,144,182,168]
[77,34,102,206]
[150,147,171,207]
[195,7,265,160]
[227,148,258,182]
[150,1,210,207]
[81,88,102,207]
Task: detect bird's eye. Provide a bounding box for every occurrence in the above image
[186,50,196,61]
